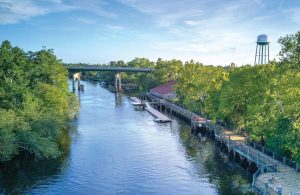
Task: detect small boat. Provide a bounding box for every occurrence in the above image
[153,118,171,123]
[132,102,145,106]
[153,118,164,123]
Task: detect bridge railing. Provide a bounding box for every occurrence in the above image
[66,66,154,72]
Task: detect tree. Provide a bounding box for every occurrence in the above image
[278,31,300,67]
[0,40,78,161]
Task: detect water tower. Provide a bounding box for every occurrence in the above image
[254,34,269,65]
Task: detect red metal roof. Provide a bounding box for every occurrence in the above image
[150,80,176,95]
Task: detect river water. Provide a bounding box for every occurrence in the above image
[0,81,252,194]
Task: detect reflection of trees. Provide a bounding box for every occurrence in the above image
[177,124,252,195]
[0,125,75,194]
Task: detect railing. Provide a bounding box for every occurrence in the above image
[215,133,279,169]
[147,93,198,119]
[67,66,154,72]
[247,140,299,172]
[252,164,279,195]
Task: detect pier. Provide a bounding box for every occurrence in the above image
[130,97,171,123]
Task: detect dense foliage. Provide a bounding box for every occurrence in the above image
[66,31,300,163]
[0,41,78,161]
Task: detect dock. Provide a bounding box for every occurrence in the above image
[144,103,171,122]
[130,97,142,104]
[130,97,171,123]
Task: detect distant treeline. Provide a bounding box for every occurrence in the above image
[0,41,79,161]
[66,31,300,163]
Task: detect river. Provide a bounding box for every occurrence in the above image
[0,80,252,194]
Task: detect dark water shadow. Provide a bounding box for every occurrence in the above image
[0,123,77,194]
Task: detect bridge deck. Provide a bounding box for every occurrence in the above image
[67,66,154,72]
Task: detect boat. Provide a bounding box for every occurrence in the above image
[153,118,170,123]
[132,102,145,106]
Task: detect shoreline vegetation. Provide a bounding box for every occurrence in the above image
[67,31,300,164]
[0,40,79,162]
[1,31,299,165]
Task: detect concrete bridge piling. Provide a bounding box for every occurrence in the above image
[72,72,81,92]
[115,73,122,92]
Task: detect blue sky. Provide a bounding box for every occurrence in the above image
[0,0,299,65]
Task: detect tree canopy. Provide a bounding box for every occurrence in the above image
[0,41,78,161]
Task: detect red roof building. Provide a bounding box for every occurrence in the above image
[150,80,176,99]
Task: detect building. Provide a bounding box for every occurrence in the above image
[149,80,176,99]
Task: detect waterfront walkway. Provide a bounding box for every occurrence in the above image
[145,93,300,195]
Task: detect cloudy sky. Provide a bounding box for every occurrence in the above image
[0,0,299,65]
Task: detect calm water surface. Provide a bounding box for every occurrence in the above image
[0,81,251,194]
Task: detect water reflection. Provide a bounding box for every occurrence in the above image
[0,123,77,194]
[115,92,122,107]
[176,123,252,194]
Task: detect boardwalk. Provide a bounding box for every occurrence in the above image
[146,93,300,195]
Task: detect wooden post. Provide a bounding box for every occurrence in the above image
[296,163,299,172]
[247,148,250,159]
[257,152,259,165]
[72,77,75,92]
[283,156,286,164]
[264,183,268,195]
[227,135,230,146]
[273,152,275,159]
[115,73,122,92]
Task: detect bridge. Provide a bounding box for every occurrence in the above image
[67,66,154,73]
[66,66,154,92]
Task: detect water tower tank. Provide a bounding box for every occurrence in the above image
[254,34,270,65]
[257,34,268,45]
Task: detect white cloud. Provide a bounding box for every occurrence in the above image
[76,17,96,24]
[116,0,300,65]
[68,0,117,18]
[0,0,73,24]
[184,20,199,26]
[283,7,300,25]
[0,0,46,24]
[106,25,125,31]
[0,0,117,25]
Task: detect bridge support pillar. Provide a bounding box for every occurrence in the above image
[115,73,122,92]
[72,72,81,92]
